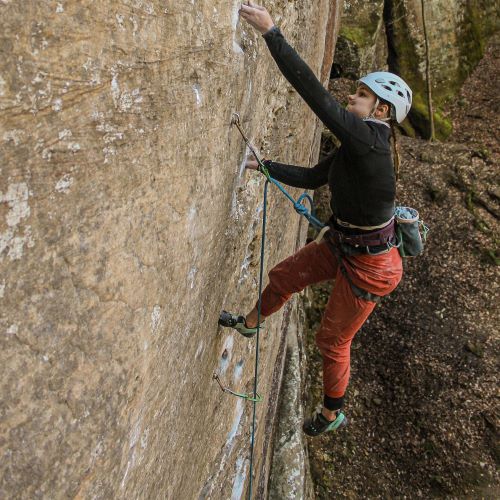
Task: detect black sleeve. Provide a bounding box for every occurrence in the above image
[263,150,335,190]
[263,27,376,153]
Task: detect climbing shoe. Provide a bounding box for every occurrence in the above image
[302,407,347,437]
[218,310,264,338]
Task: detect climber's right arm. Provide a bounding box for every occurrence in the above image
[239,3,375,151]
[246,151,335,190]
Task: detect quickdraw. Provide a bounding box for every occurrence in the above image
[231,113,325,230]
[213,373,263,403]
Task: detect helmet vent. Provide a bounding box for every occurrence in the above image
[382,85,392,91]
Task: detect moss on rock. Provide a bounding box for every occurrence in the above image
[384,0,499,140]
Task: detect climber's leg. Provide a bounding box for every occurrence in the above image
[315,268,377,412]
[314,247,403,422]
[219,241,338,335]
[249,240,338,321]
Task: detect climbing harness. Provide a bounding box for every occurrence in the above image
[324,235,383,304]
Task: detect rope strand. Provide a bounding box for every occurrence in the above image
[247,179,269,500]
[390,121,401,181]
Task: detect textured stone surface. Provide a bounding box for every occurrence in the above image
[268,299,315,500]
[334,0,387,78]
[0,1,340,498]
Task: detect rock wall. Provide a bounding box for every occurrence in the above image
[334,0,387,78]
[0,1,340,498]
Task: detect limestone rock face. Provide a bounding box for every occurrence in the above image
[0,1,340,498]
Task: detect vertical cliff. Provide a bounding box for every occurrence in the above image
[0,1,340,498]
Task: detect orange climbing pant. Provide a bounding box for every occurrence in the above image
[257,240,403,406]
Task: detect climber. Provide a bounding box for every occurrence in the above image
[219,2,412,436]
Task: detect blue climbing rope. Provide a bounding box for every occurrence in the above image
[247,163,326,499]
[247,178,268,500]
[258,161,325,230]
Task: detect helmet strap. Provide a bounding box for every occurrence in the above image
[367,98,391,121]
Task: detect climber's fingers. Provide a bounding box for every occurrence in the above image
[239,3,275,34]
[245,158,259,170]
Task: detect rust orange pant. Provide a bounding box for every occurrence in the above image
[257,240,403,410]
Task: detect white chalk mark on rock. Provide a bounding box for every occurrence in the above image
[231,456,249,500]
[151,305,162,334]
[52,98,62,112]
[238,252,251,285]
[6,324,18,336]
[233,360,244,384]
[0,182,34,261]
[58,129,72,140]
[195,340,204,359]
[227,398,244,446]
[231,1,244,54]
[3,129,25,146]
[111,73,120,107]
[188,266,198,289]
[219,335,234,376]
[55,174,74,193]
[0,182,30,232]
[192,83,202,107]
[116,13,126,29]
[121,412,143,489]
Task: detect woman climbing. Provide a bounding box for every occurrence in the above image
[219,1,412,436]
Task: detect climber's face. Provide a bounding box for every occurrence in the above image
[347,84,378,119]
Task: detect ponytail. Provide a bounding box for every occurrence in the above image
[390,121,400,182]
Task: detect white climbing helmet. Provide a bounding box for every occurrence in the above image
[358,71,412,123]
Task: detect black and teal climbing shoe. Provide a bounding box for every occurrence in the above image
[218,310,264,338]
[302,407,347,437]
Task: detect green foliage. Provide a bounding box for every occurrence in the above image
[340,26,371,48]
[406,93,452,141]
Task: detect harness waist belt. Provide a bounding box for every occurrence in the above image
[331,219,396,247]
[335,216,394,231]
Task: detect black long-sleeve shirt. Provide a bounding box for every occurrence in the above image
[262,27,395,227]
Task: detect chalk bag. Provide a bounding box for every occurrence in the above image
[394,206,429,257]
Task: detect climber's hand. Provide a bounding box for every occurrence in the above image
[239,1,275,35]
[245,158,259,170]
